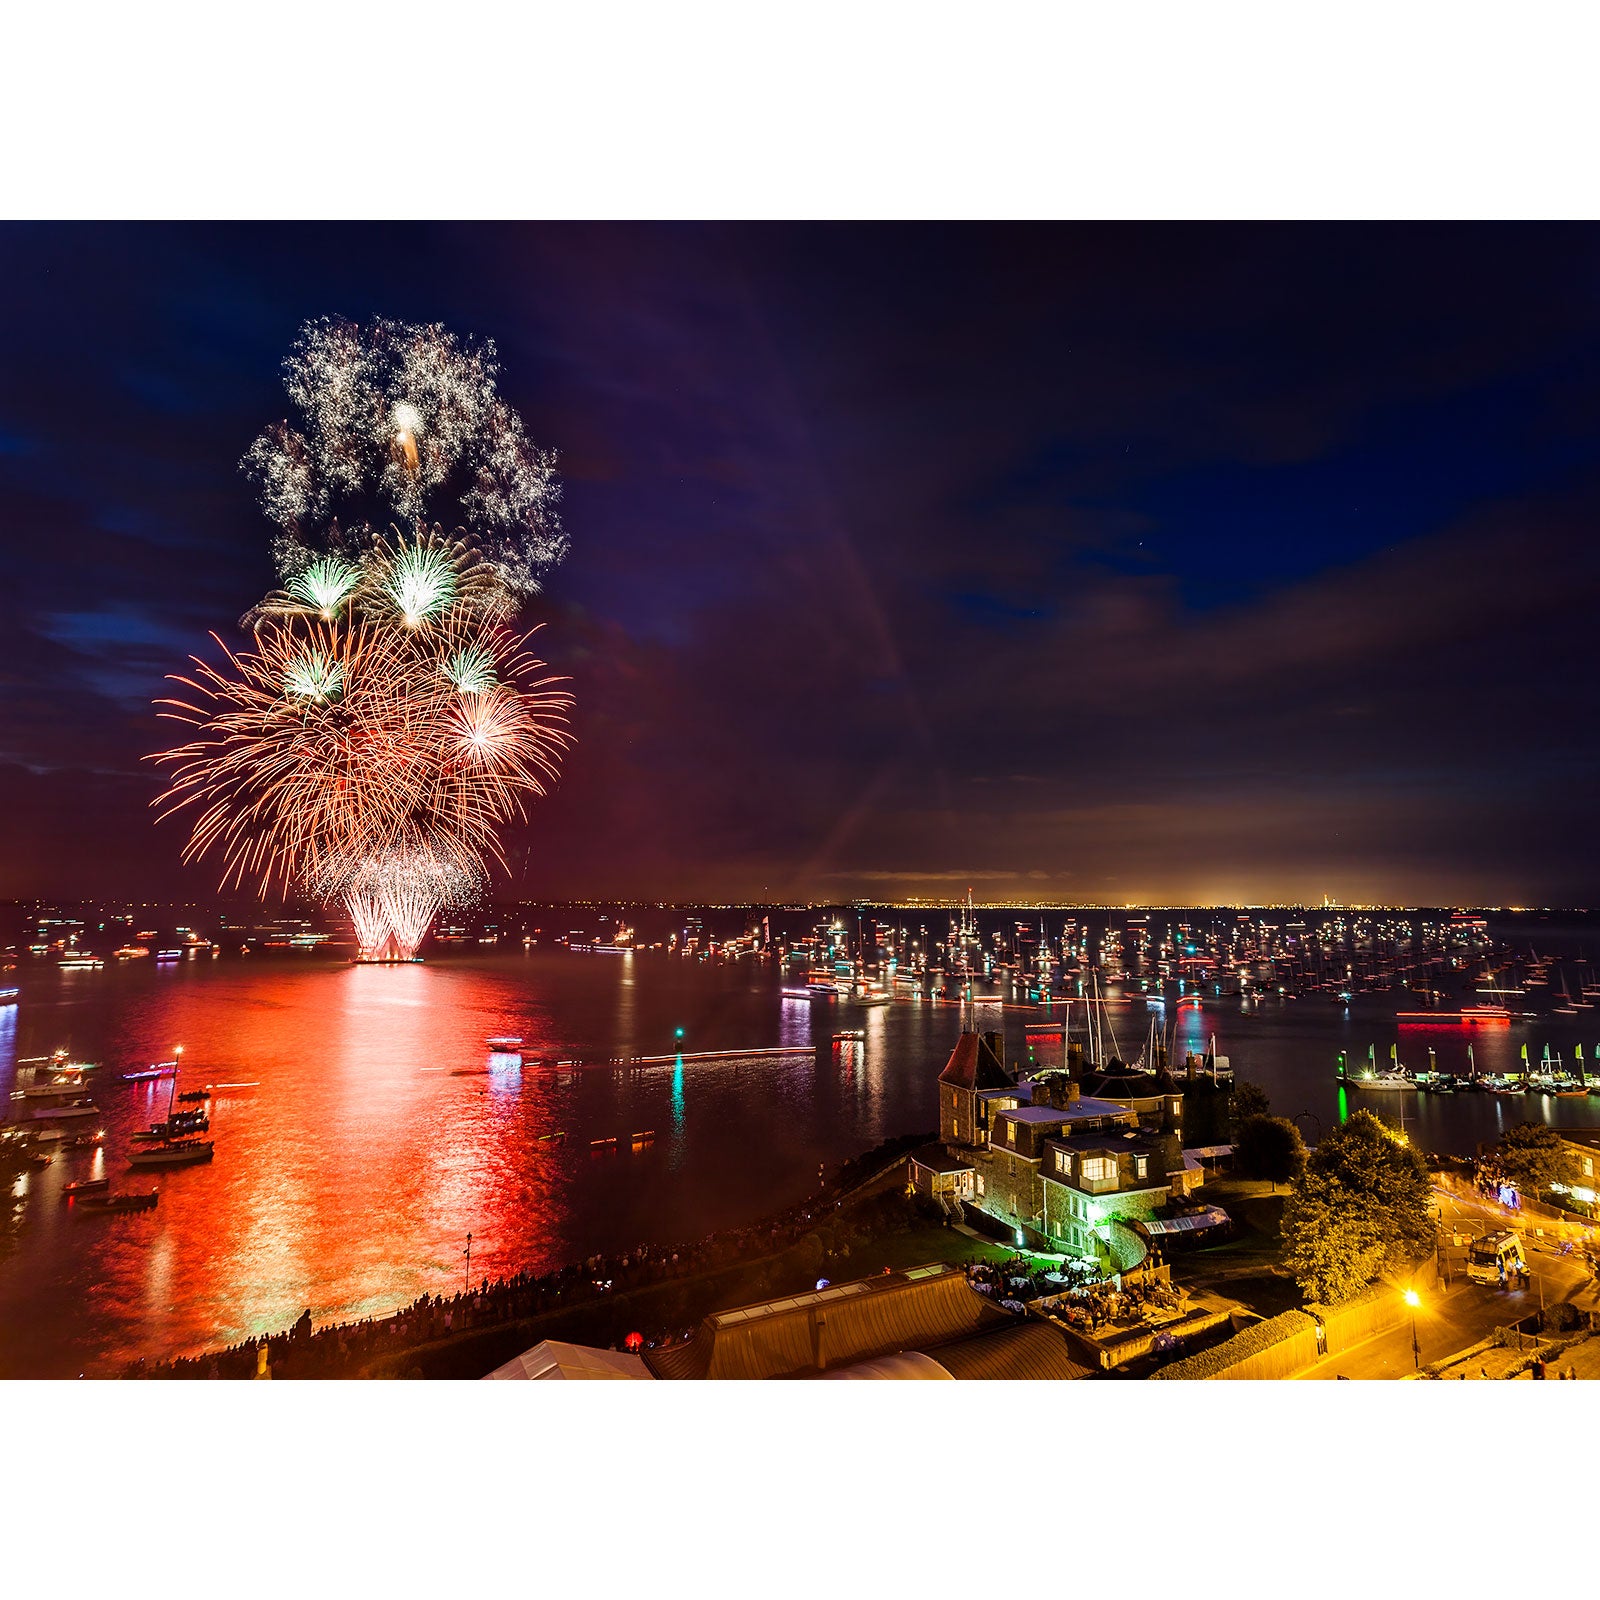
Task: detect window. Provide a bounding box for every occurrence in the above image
[1585,1156,1595,1178]
[952,1119,959,1139]
[1134,1155,1148,1181]
[1082,1156,1112,1182]
[1006,1120,1016,1147]
[1055,1149,1069,1175]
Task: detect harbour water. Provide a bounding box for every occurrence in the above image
[6,929,1600,1377]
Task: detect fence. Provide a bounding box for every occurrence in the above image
[1309,1255,1440,1357]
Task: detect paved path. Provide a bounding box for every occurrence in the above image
[1297,1184,1597,1379]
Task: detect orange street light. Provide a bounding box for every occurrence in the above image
[1404,1287,1422,1367]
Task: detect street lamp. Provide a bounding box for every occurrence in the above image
[1404,1287,1421,1369]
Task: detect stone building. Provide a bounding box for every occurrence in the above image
[928,1029,1191,1257]
[938,1029,1016,1148]
[1557,1130,1600,1208]
[1040,1131,1179,1256]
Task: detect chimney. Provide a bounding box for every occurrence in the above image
[1068,1041,1085,1083]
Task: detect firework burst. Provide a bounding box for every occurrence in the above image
[164,317,572,960]
[153,533,573,957]
[242,316,566,598]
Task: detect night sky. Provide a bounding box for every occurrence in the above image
[3,223,1600,907]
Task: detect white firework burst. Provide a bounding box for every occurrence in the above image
[441,641,498,693]
[381,542,458,627]
[287,555,360,618]
[242,316,565,599]
[283,647,345,702]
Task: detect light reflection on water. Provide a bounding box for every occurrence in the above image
[3,951,1600,1376]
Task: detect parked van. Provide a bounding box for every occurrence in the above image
[1467,1229,1525,1285]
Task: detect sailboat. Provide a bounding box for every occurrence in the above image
[1554,969,1579,1016]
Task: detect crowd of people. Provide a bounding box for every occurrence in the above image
[962,1250,1176,1331]
[1046,1274,1184,1336]
[1471,1158,1523,1208]
[127,1192,843,1379]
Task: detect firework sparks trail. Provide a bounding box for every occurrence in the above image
[336,846,480,961]
[345,882,392,962]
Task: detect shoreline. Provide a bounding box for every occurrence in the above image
[124,1130,947,1379]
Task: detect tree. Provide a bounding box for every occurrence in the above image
[1235,1115,1307,1187]
[1280,1171,1388,1305]
[1494,1123,1579,1199]
[1229,1079,1271,1129]
[1280,1110,1434,1305]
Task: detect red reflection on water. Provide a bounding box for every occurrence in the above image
[1,960,572,1374]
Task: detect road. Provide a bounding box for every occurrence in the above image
[1296,1184,1599,1380]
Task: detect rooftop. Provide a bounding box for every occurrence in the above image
[1000,1098,1135,1124]
[909,1143,974,1175]
[484,1341,653,1381]
[938,1031,1012,1092]
[643,1262,1014,1380]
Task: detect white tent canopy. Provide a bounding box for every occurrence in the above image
[484,1340,654,1380]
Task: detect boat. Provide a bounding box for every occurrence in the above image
[128,1139,214,1168]
[121,1063,178,1083]
[0,986,18,1004]
[30,1099,99,1121]
[176,1089,210,1103]
[1395,1005,1509,1024]
[534,1130,567,1143]
[833,1029,866,1041]
[130,1110,210,1142]
[61,1176,110,1197]
[485,1035,524,1048]
[631,1130,656,1145]
[1352,1072,1416,1091]
[62,1131,106,1148]
[75,1190,159,1212]
[15,1078,93,1098]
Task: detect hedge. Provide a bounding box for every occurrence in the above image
[1152,1310,1318,1380]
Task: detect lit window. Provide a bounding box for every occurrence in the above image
[1055,1149,1069,1174]
[1134,1155,1148,1180]
[1082,1156,1112,1182]
[1006,1121,1016,1147]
